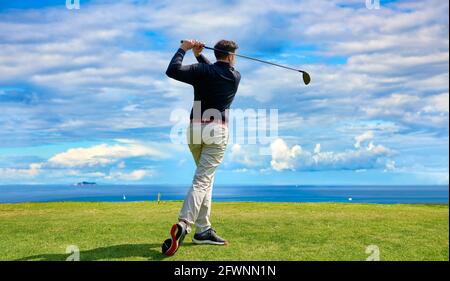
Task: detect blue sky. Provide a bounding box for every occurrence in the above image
[0,0,448,185]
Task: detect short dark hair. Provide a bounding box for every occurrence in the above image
[214,39,239,60]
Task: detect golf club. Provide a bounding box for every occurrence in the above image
[180,40,311,85]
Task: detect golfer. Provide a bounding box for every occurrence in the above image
[162,39,240,256]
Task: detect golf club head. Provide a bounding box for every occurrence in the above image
[301,71,311,85]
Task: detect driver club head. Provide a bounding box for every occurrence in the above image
[301,71,311,85]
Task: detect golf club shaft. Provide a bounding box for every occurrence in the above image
[204,46,305,73]
[180,40,306,74]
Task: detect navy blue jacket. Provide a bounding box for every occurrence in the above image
[166,48,241,122]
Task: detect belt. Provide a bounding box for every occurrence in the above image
[190,119,228,126]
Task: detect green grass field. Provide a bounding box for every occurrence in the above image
[0,201,448,261]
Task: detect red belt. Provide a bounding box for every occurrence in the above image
[190,119,228,126]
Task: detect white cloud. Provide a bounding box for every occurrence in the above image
[354,131,374,148]
[270,138,302,171]
[0,163,42,178]
[48,139,166,167]
[385,160,396,171]
[270,137,393,171]
[238,66,303,102]
[85,171,107,177]
[313,143,321,154]
[231,143,242,154]
[363,93,449,127]
[105,169,152,181]
[422,93,449,114]
[228,143,262,168]
[232,168,249,173]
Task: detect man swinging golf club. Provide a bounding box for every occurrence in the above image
[162,39,241,256]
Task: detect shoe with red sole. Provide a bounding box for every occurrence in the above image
[161,222,187,256]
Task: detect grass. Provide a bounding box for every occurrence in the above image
[0,201,448,261]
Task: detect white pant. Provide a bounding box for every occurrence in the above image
[178,123,228,234]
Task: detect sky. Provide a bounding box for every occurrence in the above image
[0,0,448,185]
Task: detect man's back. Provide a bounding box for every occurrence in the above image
[166,47,241,121]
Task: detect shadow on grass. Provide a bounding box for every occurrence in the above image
[15,243,169,261]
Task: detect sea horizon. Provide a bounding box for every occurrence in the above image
[0,184,448,204]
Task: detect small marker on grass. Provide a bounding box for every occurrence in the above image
[158,192,161,205]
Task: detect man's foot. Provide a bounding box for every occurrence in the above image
[192,228,228,245]
[161,222,187,256]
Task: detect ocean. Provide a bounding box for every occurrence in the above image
[0,184,448,204]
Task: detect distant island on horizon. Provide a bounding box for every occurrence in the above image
[75,181,97,186]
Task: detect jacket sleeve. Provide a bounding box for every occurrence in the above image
[234,70,241,91]
[165,48,205,85]
[195,54,212,65]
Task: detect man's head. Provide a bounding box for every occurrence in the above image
[214,40,239,66]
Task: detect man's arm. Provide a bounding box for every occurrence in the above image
[166,40,206,85]
[193,41,212,65]
[165,48,200,85]
[195,54,212,65]
[233,70,241,91]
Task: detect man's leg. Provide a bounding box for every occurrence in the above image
[190,143,229,245]
[164,124,227,255]
[188,141,213,234]
[194,175,214,234]
[190,124,228,245]
[162,127,202,256]
[178,141,226,232]
[177,142,202,234]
